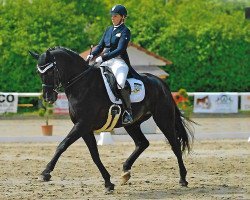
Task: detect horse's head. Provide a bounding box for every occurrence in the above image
[29,50,60,104]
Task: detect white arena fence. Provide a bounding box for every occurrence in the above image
[0,92,250,114]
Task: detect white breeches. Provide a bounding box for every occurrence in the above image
[100,58,128,89]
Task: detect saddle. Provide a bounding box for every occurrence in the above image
[102,66,131,100]
[100,66,145,104]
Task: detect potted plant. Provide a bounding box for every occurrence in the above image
[38,96,54,136]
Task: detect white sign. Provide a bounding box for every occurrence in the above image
[0,93,18,114]
[241,93,250,111]
[54,93,69,114]
[193,93,238,113]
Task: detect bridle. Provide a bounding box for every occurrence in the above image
[37,53,92,93]
[37,55,61,94]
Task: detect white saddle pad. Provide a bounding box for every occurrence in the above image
[100,67,145,104]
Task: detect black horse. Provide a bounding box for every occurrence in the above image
[29,46,194,193]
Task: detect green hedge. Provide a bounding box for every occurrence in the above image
[0,0,107,92]
[0,0,249,92]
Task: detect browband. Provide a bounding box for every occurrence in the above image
[37,62,56,73]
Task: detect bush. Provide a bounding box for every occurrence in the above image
[173,88,192,117]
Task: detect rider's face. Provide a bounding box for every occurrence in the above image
[111,14,123,26]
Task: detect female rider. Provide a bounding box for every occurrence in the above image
[87,4,136,125]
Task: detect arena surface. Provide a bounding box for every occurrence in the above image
[0,117,249,199]
[0,140,249,199]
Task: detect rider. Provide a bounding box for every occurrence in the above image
[87,4,135,125]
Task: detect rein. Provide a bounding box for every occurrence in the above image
[63,66,92,90]
[63,61,97,90]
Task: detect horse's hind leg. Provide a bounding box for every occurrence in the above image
[122,124,150,184]
[152,105,188,187]
[82,133,114,193]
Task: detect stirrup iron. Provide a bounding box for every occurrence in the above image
[122,110,133,125]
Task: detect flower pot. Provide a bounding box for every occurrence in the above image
[41,125,53,136]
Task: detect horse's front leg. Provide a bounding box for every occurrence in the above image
[40,123,84,181]
[82,133,114,193]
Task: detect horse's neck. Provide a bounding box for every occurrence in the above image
[64,67,101,98]
[58,55,89,85]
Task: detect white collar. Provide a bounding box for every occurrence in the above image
[113,23,124,29]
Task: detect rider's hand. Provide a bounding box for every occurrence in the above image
[95,56,103,64]
[86,54,93,61]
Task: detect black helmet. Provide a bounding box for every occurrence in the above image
[110,5,127,17]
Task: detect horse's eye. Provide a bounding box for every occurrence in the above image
[47,70,53,76]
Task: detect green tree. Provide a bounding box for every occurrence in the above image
[60,0,109,44]
[151,0,250,91]
[0,0,249,93]
[0,0,88,92]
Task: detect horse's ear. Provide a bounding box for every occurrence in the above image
[46,50,53,61]
[29,50,39,60]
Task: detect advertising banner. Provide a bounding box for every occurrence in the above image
[53,93,69,114]
[193,93,238,113]
[0,93,18,114]
[240,93,250,111]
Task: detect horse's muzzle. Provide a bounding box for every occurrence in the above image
[43,92,58,104]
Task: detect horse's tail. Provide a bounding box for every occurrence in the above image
[175,105,195,154]
[146,74,195,153]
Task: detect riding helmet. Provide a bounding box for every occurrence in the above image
[110,5,127,17]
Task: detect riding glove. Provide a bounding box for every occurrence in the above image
[86,54,93,61]
[96,56,103,64]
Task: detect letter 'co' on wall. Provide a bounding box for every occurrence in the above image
[0,93,18,114]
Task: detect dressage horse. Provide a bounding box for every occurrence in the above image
[29,46,194,193]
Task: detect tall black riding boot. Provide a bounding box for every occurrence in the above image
[119,88,133,125]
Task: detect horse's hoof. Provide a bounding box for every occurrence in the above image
[105,188,114,195]
[105,183,115,194]
[39,173,51,182]
[121,171,131,185]
[179,179,188,187]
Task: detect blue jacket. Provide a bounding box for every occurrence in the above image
[91,24,141,79]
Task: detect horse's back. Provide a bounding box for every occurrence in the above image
[140,73,172,100]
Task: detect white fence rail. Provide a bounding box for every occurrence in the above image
[16,92,250,112]
[1,92,250,114]
[16,92,250,97]
[17,93,41,97]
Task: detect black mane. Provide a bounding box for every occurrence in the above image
[48,46,87,64]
